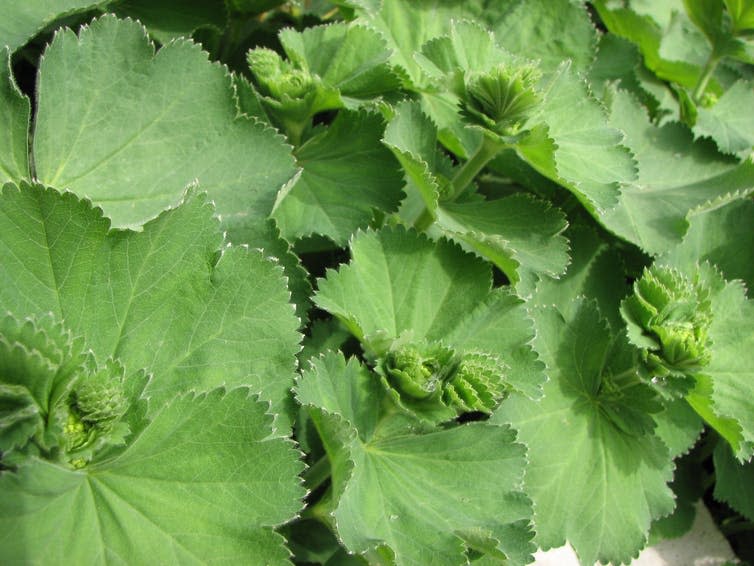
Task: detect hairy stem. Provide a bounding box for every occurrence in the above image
[302,455,331,492]
[446,136,506,201]
[692,52,720,103]
[412,137,505,232]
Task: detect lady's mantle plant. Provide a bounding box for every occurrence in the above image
[2,1,754,565]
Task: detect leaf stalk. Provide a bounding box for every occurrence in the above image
[692,52,720,103]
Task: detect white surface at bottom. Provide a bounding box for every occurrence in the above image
[532,503,738,565]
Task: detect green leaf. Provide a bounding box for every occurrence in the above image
[351,0,467,88]
[296,352,535,565]
[273,110,404,244]
[593,1,702,88]
[495,301,675,565]
[230,218,313,322]
[659,198,754,289]
[694,80,754,157]
[654,399,704,459]
[434,194,570,295]
[532,225,629,332]
[649,451,705,543]
[714,440,754,520]
[0,0,105,53]
[382,100,443,219]
[32,15,297,240]
[482,0,598,74]
[315,227,545,400]
[279,22,401,103]
[0,183,301,425]
[725,0,754,33]
[589,33,668,119]
[696,272,754,459]
[112,0,228,44]
[517,62,637,213]
[315,227,491,342]
[600,89,754,254]
[0,388,306,564]
[683,0,725,42]
[0,47,30,183]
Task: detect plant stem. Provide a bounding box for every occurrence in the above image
[692,52,720,103]
[282,117,306,147]
[412,207,435,232]
[411,136,504,232]
[302,455,331,492]
[446,136,505,201]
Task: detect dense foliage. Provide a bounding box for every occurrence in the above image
[1,1,753,564]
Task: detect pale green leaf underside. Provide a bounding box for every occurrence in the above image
[518,62,636,213]
[0,183,301,425]
[659,199,754,290]
[382,100,442,217]
[297,352,534,566]
[0,388,305,564]
[33,15,297,237]
[695,80,754,158]
[0,0,104,53]
[600,89,754,255]
[273,110,404,244]
[435,193,569,292]
[0,48,30,183]
[495,302,675,565]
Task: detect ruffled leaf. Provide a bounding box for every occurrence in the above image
[0,388,306,563]
[273,110,404,244]
[296,352,534,565]
[600,89,754,255]
[0,183,301,428]
[496,300,674,565]
[0,48,30,183]
[315,227,545,400]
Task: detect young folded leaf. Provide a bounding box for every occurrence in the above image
[376,335,509,422]
[248,47,340,143]
[622,265,713,395]
[462,63,543,139]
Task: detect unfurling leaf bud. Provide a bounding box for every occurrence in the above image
[621,266,712,391]
[443,352,507,414]
[63,362,129,464]
[72,368,128,431]
[384,342,456,400]
[246,47,341,143]
[462,64,542,137]
[248,48,314,101]
[379,336,508,421]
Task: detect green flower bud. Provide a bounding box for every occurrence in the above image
[384,342,456,400]
[72,369,128,431]
[622,266,712,386]
[462,63,542,137]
